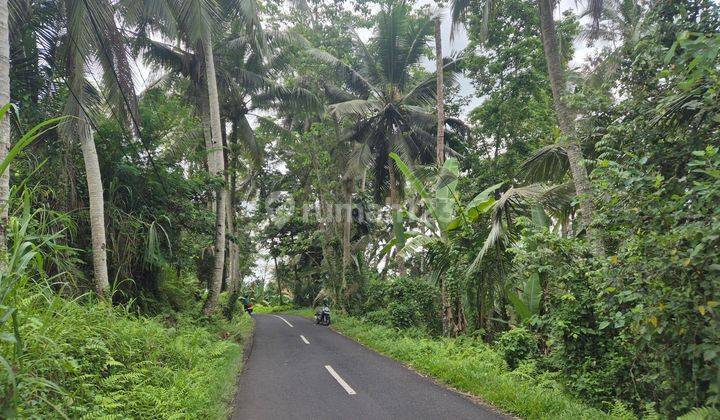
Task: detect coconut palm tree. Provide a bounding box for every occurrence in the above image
[310,1,463,273]
[220,28,322,294]
[2,0,140,295]
[580,0,646,87]
[435,14,445,167]
[60,0,141,297]
[452,0,606,255]
[121,0,264,314]
[0,0,9,252]
[137,23,318,304]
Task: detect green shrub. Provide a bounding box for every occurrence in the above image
[509,144,720,417]
[364,309,391,326]
[253,304,295,314]
[364,277,441,333]
[496,327,538,369]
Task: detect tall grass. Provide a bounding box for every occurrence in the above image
[333,316,635,420]
[3,287,251,418]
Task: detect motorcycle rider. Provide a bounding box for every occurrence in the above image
[241,296,253,315]
[316,298,331,325]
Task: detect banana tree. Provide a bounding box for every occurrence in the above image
[386,152,500,335]
[507,271,541,322]
[386,153,500,254]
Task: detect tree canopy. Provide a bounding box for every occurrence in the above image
[0,0,718,417]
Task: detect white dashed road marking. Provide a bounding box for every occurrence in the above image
[325,365,356,395]
[272,315,293,327]
[300,335,310,344]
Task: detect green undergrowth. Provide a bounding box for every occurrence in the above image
[331,316,634,420]
[253,304,294,314]
[1,287,253,419]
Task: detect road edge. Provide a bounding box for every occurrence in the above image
[228,315,256,419]
[324,321,516,420]
[241,315,256,369]
[278,313,515,419]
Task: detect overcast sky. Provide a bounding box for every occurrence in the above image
[132,0,597,117]
[416,0,597,114]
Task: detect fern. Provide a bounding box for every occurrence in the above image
[679,407,720,420]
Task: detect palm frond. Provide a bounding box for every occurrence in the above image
[307,48,375,98]
[349,29,382,85]
[402,56,461,106]
[118,0,177,37]
[174,0,219,43]
[522,144,570,184]
[397,13,434,89]
[235,114,263,169]
[328,99,382,119]
[468,184,546,272]
[375,1,410,87]
[450,0,493,43]
[323,84,356,104]
[583,0,605,36]
[263,84,324,116]
[85,0,141,134]
[445,116,470,137]
[266,28,311,50]
[139,38,200,82]
[539,181,575,218]
[450,0,471,33]
[345,142,373,180]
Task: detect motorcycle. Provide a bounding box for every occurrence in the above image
[244,303,253,316]
[315,306,331,326]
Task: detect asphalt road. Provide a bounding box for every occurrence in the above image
[230,314,507,420]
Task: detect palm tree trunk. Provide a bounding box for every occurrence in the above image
[226,119,241,294]
[435,15,455,334]
[388,156,405,276]
[199,92,216,212]
[537,0,604,256]
[225,188,237,292]
[341,177,353,288]
[62,148,79,211]
[200,94,216,175]
[272,251,281,300]
[435,16,445,166]
[79,116,110,296]
[201,31,228,316]
[0,0,9,252]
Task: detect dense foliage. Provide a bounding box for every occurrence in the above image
[254,0,720,417]
[0,0,717,417]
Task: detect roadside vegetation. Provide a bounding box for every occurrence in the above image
[333,316,623,419]
[0,0,716,417]
[249,1,719,418]
[265,305,614,418]
[8,287,252,418]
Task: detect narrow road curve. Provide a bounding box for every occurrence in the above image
[231,314,507,420]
